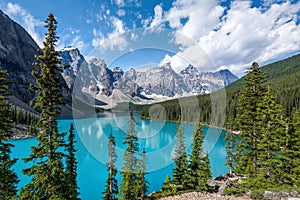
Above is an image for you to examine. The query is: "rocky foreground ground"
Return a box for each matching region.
[160,192,252,200]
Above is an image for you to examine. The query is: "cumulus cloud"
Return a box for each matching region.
[159,45,215,73]
[158,0,300,76]
[92,16,128,50]
[5,3,44,47]
[149,5,164,29]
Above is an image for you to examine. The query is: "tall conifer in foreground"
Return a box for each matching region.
[66,123,80,199]
[251,86,286,188]
[120,108,140,199]
[19,13,68,199]
[235,62,266,176]
[136,148,149,199]
[103,127,118,200]
[0,68,19,199]
[185,124,211,191]
[172,119,188,188]
[285,109,300,188]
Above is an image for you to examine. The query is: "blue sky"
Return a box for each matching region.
[0,0,299,76]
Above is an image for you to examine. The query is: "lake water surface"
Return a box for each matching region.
[10,116,228,199]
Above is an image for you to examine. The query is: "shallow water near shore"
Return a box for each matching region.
[10,116,228,199]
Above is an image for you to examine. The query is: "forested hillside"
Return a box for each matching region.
[140,54,300,127]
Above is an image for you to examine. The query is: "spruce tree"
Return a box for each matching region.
[19,13,68,199]
[161,174,176,196]
[103,128,118,200]
[224,117,239,175]
[136,148,149,199]
[120,108,140,199]
[235,62,266,176]
[285,109,300,188]
[253,86,286,188]
[66,123,80,199]
[0,68,19,199]
[185,123,211,191]
[172,119,188,189]
[204,152,212,182]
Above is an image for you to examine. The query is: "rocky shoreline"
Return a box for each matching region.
[10,124,34,140]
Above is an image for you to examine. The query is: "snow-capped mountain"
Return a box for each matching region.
[60,47,239,103]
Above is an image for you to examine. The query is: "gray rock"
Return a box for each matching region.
[0,10,71,108]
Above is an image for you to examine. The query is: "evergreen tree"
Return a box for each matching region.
[19,13,68,199]
[120,108,140,199]
[185,124,211,191]
[161,174,176,196]
[224,117,239,175]
[235,62,266,176]
[136,148,149,199]
[66,123,80,199]
[0,68,19,199]
[252,86,286,188]
[172,119,188,189]
[204,152,212,183]
[103,128,118,200]
[284,109,300,188]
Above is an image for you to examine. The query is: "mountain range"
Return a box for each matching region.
[0,8,299,117]
[0,10,71,113]
[60,47,238,107]
[0,9,259,113]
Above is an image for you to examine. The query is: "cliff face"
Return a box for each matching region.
[60,47,239,100]
[0,10,71,106]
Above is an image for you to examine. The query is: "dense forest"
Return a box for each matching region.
[140,54,300,128]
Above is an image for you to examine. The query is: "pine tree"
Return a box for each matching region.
[172,119,188,189]
[103,127,118,200]
[0,68,19,199]
[136,148,149,199]
[235,62,266,176]
[120,108,140,199]
[185,123,211,191]
[284,109,300,188]
[66,123,80,199]
[19,13,68,199]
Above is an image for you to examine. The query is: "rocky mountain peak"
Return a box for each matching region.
[89,58,107,68]
[59,45,239,103]
[180,64,199,75]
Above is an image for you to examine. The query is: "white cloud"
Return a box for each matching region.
[70,36,86,51]
[130,33,138,41]
[149,5,164,29]
[141,16,152,28]
[115,0,125,7]
[92,16,128,50]
[114,0,141,7]
[158,0,300,76]
[117,9,126,17]
[159,45,215,73]
[5,3,44,47]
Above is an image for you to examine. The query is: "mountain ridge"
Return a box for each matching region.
[0,10,71,112]
[60,47,239,107]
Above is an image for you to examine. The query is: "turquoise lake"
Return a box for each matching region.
[10,116,228,199]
